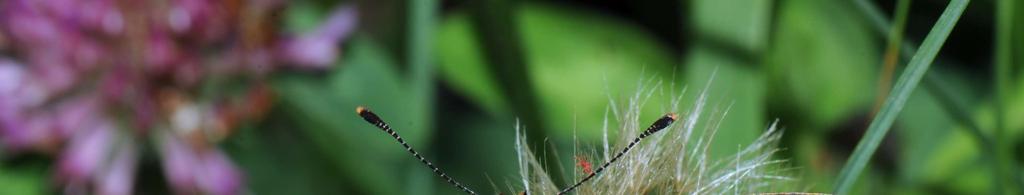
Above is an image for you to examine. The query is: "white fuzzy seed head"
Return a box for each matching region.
[513,80,797,195]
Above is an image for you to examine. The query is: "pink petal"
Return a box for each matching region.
[52,95,101,138]
[196,149,244,195]
[1,114,54,151]
[57,121,115,183]
[278,37,338,68]
[159,133,197,192]
[0,59,24,95]
[95,143,138,195]
[314,5,359,42]
[277,5,358,69]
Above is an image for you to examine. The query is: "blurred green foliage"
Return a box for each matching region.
[683,0,772,161]
[437,3,676,140]
[220,0,1024,193]
[768,0,879,130]
[271,38,433,194]
[2,0,1023,194]
[0,163,45,195]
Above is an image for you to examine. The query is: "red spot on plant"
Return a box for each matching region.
[575,155,593,175]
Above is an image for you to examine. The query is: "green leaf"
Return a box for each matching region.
[832,0,970,194]
[0,164,46,195]
[224,122,351,194]
[691,0,773,51]
[897,71,978,187]
[436,3,676,140]
[918,73,1024,194]
[767,0,878,130]
[682,55,766,160]
[683,0,772,160]
[272,37,430,194]
[283,0,330,33]
[435,16,509,115]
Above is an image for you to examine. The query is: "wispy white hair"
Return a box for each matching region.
[513,79,794,194]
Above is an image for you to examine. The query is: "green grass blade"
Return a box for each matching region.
[854,0,1012,192]
[408,0,438,133]
[995,0,1024,192]
[409,0,438,97]
[995,0,1013,132]
[872,0,911,114]
[408,0,440,192]
[469,0,561,185]
[832,0,970,194]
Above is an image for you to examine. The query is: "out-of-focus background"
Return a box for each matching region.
[0,0,1021,194]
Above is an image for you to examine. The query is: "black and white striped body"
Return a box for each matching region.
[357,107,478,195]
[558,113,678,195]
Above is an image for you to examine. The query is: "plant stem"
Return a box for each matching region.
[995,0,1020,193]
[469,0,561,185]
[407,0,438,126]
[833,0,969,194]
[409,0,437,101]
[408,0,440,193]
[871,0,912,116]
[854,0,1019,193]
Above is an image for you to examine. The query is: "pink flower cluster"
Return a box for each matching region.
[0,0,356,194]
